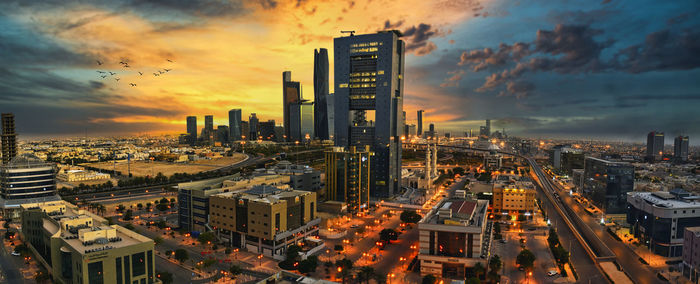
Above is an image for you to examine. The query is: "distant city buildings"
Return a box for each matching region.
[418,199,489,278]
[1,113,17,164]
[229,109,242,141]
[186,116,197,146]
[647,131,665,162]
[675,135,690,162]
[627,189,700,257]
[0,154,61,219]
[479,119,491,139]
[325,146,372,214]
[549,145,584,175]
[683,227,700,283]
[216,125,229,145]
[314,48,331,140]
[20,200,156,284]
[583,157,634,215]
[260,120,277,141]
[417,110,424,136]
[333,31,404,198]
[249,113,259,139]
[425,123,436,140]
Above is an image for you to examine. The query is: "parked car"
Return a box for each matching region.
[11,251,20,256]
[547,270,558,276]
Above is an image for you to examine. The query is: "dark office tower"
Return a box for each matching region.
[260,120,276,141]
[240,121,249,140]
[283,71,302,141]
[216,126,229,145]
[486,119,491,136]
[427,123,435,139]
[205,115,213,132]
[1,113,17,164]
[289,101,314,142]
[334,31,405,198]
[186,116,197,146]
[674,135,690,162]
[249,113,259,139]
[402,111,406,137]
[228,109,242,141]
[417,110,424,136]
[314,48,330,140]
[646,131,665,162]
[325,146,372,214]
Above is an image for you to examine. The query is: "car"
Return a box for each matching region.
[350,225,359,229]
[547,270,558,276]
[499,239,507,244]
[11,251,20,256]
[518,266,525,271]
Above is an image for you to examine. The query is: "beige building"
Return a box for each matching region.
[324,146,372,213]
[209,185,322,260]
[492,178,536,217]
[58,169,111,182]
[418,199,489,279]
[20,200,157,284]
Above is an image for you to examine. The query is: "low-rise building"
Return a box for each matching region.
[209,185,322,260]
[492,178,536,218]
[627,189,700,257]
[324,146,372,213]
[58,169,110,182]
[20,200,157,284]
[0,154,61,219]
[418,199,489,279]
[683,227,700,283]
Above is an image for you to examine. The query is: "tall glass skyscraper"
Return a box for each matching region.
[186,116,197,146]
[417,110,424,136]
[249,113,259,139]
[674,135,689,162]
[1,113,17,164]
[647,131,665,162]
[283,71,301,141]
[228,109,242,141]
[314,48,330,140]
[289,101,314,142]
[334,31,404,198]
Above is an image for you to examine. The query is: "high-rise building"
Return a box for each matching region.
[1,154,62,219]
[334,31,404,198]
[486,119,491,136]
[228,109,242,141]
[283,71,302,141]
[325,146,372,213]
[327,93,335,139]
[205,115,213,132]
[216,125,229,145]
[20,201,157,284]
[249,113,259,140]
[425,123,436,139]
[417,110,424,136]
[260,120,277,141]
[583,157,634,214]
[314,48,330,140]
[675,135,690,162]
[647,131,665,162]
[289,101,314,142]
[682,227,700,281]
[240,121,249,140]
[1,113,17,164]
[186,116,197,146]
[200,115,214,144]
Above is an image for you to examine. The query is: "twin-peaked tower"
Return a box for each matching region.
[334,31,405,198]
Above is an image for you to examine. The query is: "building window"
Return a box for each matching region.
[132,252,146,277]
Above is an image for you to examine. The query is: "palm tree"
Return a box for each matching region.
[473,262,485,280]
[373,272,387,284]
[357,266,374,284]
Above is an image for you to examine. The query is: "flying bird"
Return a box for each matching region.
[115,78,120,82]
[158,70,164,74]
[101,75,107,78]
[109,72,117,75]
[129,83,137,87]
[164,68,171,72]
[138,71,143,76]
[123,64,130,68]
[96,70,106,74]
[96,60,103,65]
[153,73,159,76]
[167,59,173,62]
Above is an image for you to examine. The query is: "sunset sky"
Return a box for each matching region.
[1,0,699,143]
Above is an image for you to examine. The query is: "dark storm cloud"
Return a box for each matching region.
[402,23,441,56]
[458,22,700,98]
[0,17,92,66]
[614,29,700,73]
[384,20,404,29]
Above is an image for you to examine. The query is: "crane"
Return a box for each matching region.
[341,30,356,36]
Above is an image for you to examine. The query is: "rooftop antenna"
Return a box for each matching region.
[341,30,356,36]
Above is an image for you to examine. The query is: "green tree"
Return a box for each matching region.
[379,229,398,242]
[116,204,126,212]
[156,271,174,284]
[153,237,163,245]
[422,274,437,284]
[298,255,319,274]
[548,228,560,247]
[358,266,375,284]
[229,264,242,277]
[489,255,502,272]
[466,277,481,284]
[174,249,189,263]
[197,232,216,244]
[286,245,302,262]
[516,249,536,270]
[123,209,133,221]
[474,262,485,279]
[400,210,422,224]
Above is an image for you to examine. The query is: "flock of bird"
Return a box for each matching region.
[95,58,175,87]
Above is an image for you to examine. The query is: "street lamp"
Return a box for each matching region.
[258,254,263,267]
[388,273,395,284]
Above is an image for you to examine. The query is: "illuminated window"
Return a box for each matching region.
[339,83,348,88]
[377,70,384,75]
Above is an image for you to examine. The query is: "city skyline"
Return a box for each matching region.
[1,0,699,144]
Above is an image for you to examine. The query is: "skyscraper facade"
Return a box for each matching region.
[314,48,330,140]
[283,71,302,141]
[249,113,259,139]
[289,101,314,142]
[417,110,424,136]
[228,109,242,141]
[186,116,197,146]
[325,146,372,213]
[260,120,277,141]
[201,115,214,144]
[1,113,17,164]
[583,157,634,214]
[675,135,690,162]
[647,131,665,162]
[334,31,404,198]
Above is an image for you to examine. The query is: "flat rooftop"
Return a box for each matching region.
[422,199,489,228]
[213,185,312,205]
[628,191,700,209]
